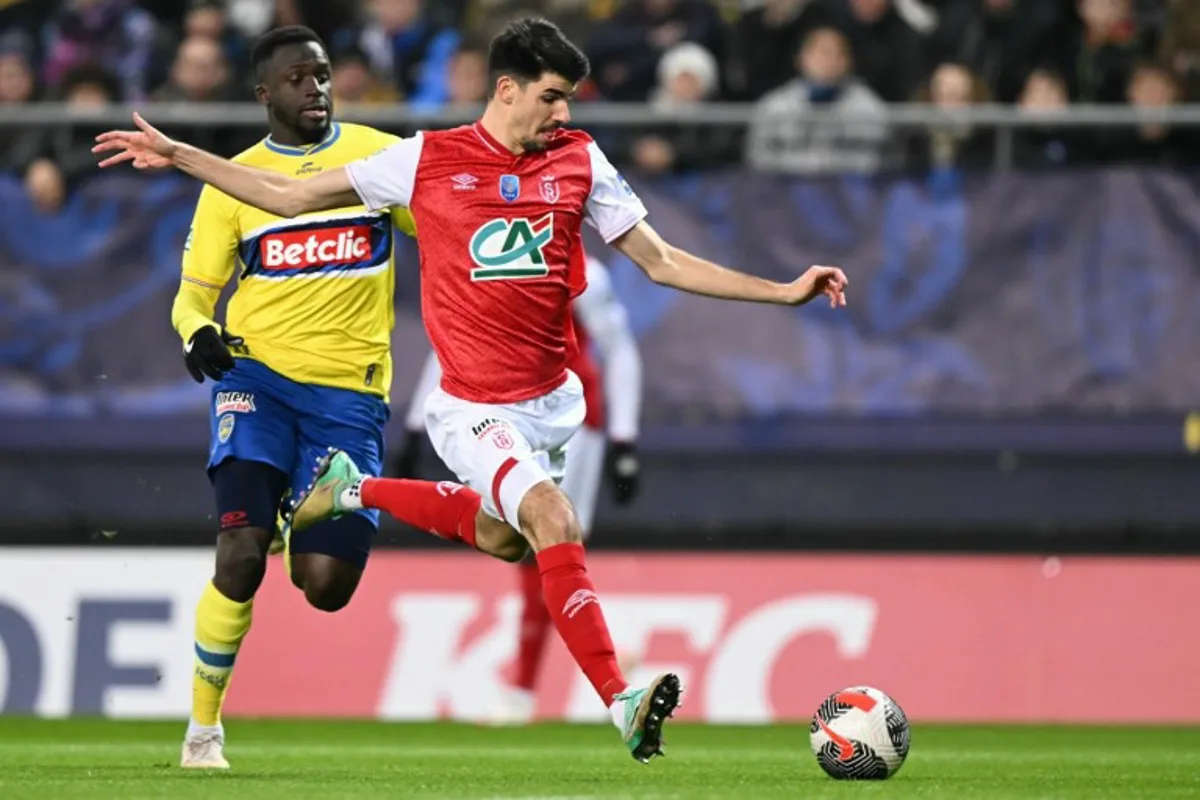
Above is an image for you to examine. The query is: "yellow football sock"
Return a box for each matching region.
[192,581,254,726]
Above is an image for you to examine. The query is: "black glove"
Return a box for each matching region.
[184,325,242,383]
[606,440,641,506]
[392,428,424,478]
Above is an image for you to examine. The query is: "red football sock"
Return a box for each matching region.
[512,560,552,692]
[536,542,627,706]
[360,478,479,548]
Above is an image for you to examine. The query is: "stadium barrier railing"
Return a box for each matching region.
[3,102,1200,169]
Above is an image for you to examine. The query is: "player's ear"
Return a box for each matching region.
[254,83,269,106]
[495,75,516,105]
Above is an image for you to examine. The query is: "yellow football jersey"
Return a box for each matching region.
[174,122,415,403]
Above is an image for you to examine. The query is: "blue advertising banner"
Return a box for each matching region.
[1,169,1197,453]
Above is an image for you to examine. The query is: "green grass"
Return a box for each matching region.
[1,719,1199,799]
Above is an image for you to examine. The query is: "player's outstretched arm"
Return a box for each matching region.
[93,113,361,217]
[611,220,848,308]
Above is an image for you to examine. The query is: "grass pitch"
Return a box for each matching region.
[1,719,1198,799]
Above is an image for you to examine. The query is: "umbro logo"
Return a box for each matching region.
[451,173,478,191]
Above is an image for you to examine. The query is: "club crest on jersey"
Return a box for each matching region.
[539,174,560,204]
[499,174,520,203]
[468,213,553,281]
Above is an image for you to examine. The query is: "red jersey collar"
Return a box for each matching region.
[471,121,511,156]
[471,121,562,159]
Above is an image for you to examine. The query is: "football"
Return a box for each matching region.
[809,686,910,780]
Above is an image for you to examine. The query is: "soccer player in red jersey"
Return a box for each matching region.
[94,17,847,762]
[397,252,644,725]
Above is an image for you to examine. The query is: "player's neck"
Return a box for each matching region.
[477,110,524,156]
[267,124,329,148]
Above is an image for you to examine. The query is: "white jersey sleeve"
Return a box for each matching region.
[583,141,648,244]
[404,349,444,432]
[574,256,642,441]
[345,131,425,212]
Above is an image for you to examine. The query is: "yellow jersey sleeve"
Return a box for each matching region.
[172,185,239,344]
[371,130,418,237]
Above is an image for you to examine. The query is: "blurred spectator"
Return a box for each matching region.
[278,0,363,48]
[1058,0,1145,103]
[465,0,597,43]
[182,0,253,90]
[152,35,238,103]
[904,61,994,172]
[1012,68,1081,169]
[331,45,401,107]
[42,0,164,101]
[1158,0,1200,101]
[0,1,57,71]
[1103,62,1196,166]
[335,0,461,106]
[8,65,118,214]
[830,0,931,102]
[727,0,832,100]
[0,39,38,171]
[587,0,726,101]
[613,41,742,173]
[444,43,489,106]
[746,26,887,175]
[930,0,1067,104]
[0,40,37,105]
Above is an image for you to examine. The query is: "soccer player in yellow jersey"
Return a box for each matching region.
[169,26,414,769]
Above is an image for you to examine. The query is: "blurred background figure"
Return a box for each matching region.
[41,0,163,101]
[829,0,931,103]
[330,44,401,107]
[336,0,461,106]
[746,25,887,175]
[9,64,117,214]
[1107,61,1195,165]
[904,61,994,172]
[1059,0,1145,103]
[614,41,741,174]
[153,35,236,103]
[1159,0,1200,101]
[727,0,831,101]
[586,0,725,101]
[1011,68,1079,169]
[929,0,1065,104]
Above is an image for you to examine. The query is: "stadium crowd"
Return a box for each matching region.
[1,0,1198,211]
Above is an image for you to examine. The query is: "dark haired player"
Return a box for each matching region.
[162,26,417,768]
[96,17,847,764]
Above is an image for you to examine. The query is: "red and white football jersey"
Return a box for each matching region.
[404,255,642,443]
[346,123,647,404]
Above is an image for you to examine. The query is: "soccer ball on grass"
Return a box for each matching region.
[809,686,910,780]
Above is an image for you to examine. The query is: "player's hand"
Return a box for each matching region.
[184,325,242,383]
[92,112,178,170]
[785,266,848,308]
[392,429,424,479]
[606,440,641,506]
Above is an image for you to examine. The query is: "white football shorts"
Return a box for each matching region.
[423,371,586,526]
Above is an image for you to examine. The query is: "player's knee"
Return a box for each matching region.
[212,528,271,602]
[304,582,354,613]
[518,483,583,551]
[474,513,530,562]
[292,555,362,612]
[492,534,531,563]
